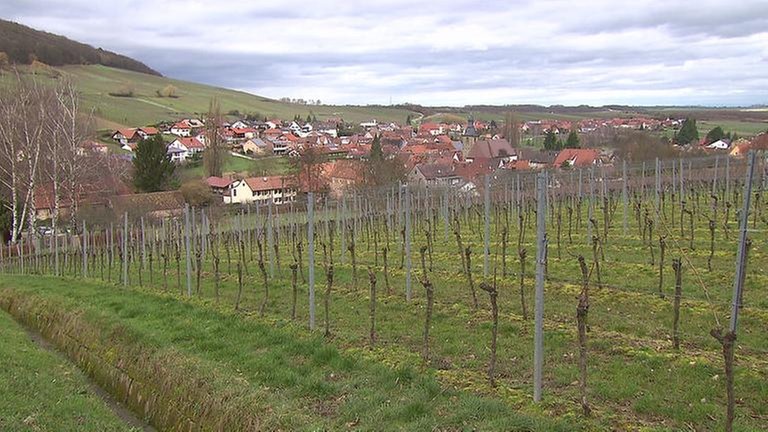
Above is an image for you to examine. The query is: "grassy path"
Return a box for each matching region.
[0,309,136,432]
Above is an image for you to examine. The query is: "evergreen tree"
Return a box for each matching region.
[543,130,558,150]
[306,114,312,124]
[132,134,174,192]
[676,118,699,145]
[705,126,725,143]
[565,130,580,148]
[370,134,383,162]
[406,114,412,125]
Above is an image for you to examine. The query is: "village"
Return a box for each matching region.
[31,112,767,226]
[89,117,750,209]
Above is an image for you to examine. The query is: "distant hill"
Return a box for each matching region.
[0,19,160,76]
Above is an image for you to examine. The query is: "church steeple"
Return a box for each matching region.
[462,115,479,156]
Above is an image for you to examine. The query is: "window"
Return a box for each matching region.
[233,189,237,197]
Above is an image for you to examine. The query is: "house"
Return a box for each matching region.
[79,140,109,155]
[167,137,206,163]
[706,139,730,150]
[33,173,132,221]
[242,138,272,156]
[170,120,192,137]
[409,163,462,187]
[225,176,297,205]
[230,120,249,130]
[112,127,159,145]
[419,122,443,136]
[553,148,601,168]
[205,176,232,196]
[360,119,378,128]
[730,134,768,158]
[325,160,365,198]
[270,137,294,155]
[231,127,257,140]
[465,138,516,167]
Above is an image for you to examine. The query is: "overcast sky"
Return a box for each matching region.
[3,0,768,106]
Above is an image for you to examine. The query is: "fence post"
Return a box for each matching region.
[405,185,412,301]
[308,192,316,330]
[622,159,628,235]
[122,212,128,286]
[82,220,88,278]
[533,171,547,402]
[184,204,192,297]
[730,151,756,330]
[484,174,491,279]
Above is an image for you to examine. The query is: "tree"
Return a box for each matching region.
[157,84,178,98]
[676,118,699,145]
[132,134,174,192]
[290,146,328,195]
[705,126,725,144]
[369,134,383,162]
[406,114,412,125]
[543,130,560,151]
[47,78,95,232]
[504,112,521,147]
[565,130,580,149]
[0,52,9,70]
[0,74,50,243]
[0,198,10,242]
[180,180,214,207]
[204,98,225,177]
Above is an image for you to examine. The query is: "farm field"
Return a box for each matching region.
[0,308,134,431]
[1,154,767,430]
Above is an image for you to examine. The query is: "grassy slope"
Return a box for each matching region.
[56,65,419,127]
[0,310,132,432]
[3,65,765,136]
[178,154,291,180]
[0,276,568,431]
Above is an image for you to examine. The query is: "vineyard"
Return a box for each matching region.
[1,152,767,431]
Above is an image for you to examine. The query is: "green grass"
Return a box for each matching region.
[21,180,764,431]
[0,276,569,431]
[0,65,420,127]
[178,153,291,179]
[698,120,768,137]
[0,309,133,431]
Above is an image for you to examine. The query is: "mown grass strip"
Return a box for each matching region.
[0,275,571,431]
[0,309,134,432]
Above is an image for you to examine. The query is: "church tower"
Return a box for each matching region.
[462,115,479,157]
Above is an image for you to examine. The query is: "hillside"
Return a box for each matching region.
[0,64,420,128]
[0,19,159,76]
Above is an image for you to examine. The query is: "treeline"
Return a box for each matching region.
[0,19,160,76]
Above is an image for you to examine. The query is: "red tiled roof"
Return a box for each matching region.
[176,137,205,150]
[206,176,232,189]
[244,176,292,192]
[553,148,600,167]
[467,139,515,160]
